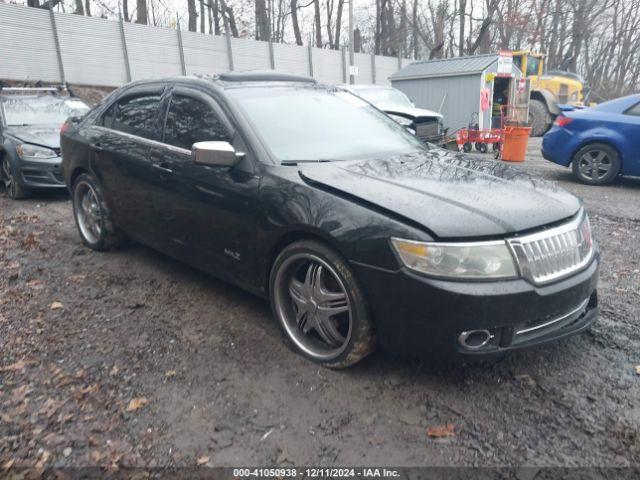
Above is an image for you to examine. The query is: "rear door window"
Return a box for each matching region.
[105,94,162,141]
[625,102,640,116]
[163,94,229,151]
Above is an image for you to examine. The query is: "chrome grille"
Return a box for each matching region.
[415,121,439,141]
[507,212,594,285]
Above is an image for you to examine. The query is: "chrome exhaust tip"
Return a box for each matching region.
[458,329,494,350]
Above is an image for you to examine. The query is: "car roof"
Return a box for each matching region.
[122,72,318,93]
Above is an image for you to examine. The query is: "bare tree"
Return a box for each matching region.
[291,0,303,45]
[136,0,147,24]
[187,0,197,31]
[256,0,270,40]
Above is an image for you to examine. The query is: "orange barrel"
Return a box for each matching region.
[501,126,532,162]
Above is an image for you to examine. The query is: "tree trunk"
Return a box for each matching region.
[313,0,322,47]
[122,0,129,21]
[459,0,466,56]
[200,0,205,33]
[255,0,270,41]
[212,0,220,35]
[85,0,91,16]
[136,0,147,24]
[290,0,303,45]
[187,0,197,31]
[333,0,344,49]
[74,0,84,15]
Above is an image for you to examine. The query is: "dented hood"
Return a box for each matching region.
[298,148,581,239]
[4,125,61,149]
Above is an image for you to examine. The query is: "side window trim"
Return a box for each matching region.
[98,85,166,131]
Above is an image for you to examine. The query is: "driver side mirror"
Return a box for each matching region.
[192,141,243,167]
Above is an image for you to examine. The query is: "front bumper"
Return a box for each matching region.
[17,157,66,188]
[352,253,599,359]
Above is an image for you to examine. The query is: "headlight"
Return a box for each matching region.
[388,113,414,128]
[16,144,58,160]
[390,238,518,280]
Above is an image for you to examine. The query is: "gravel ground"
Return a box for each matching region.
[1,138,639,470]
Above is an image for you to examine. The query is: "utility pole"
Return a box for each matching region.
[348,0,355,84]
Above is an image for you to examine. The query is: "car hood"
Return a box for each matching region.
[4,125,61,149]
[298,149,581,239]
[378,104,443,120]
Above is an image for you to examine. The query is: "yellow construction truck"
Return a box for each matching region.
[512,50,588,136]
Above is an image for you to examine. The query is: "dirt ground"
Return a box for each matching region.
[1,138,639,470]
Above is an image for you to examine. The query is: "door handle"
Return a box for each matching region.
[91,143,104,153]
[152,163,173,175]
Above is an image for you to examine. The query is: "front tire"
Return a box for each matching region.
[571,143,621,185]
[528,99,552,137]
[72,173,125,250]
[2,157,30,200]
[269,240,376,368]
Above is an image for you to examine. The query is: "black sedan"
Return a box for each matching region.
[1,87,89,199]
[60,72,599,368]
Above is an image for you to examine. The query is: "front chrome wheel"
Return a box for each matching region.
[2,158,19,199]
[273,253,353,361]
[74,180,103,244]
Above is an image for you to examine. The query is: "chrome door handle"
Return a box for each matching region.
[152,163,173,174]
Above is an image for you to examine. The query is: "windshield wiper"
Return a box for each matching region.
[281,159,335,166]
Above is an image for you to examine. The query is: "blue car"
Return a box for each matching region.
[542,93,640,185]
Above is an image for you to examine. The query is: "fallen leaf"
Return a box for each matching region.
[35,450,50,469]
[110,365,119,376]
[196,456,210,466]
[38,398,63,419]
[635,365,640,375]
[126,397,149,412]
[50,302,64,310]
[165,370,177,378]
[69,274,87,282]
[0,359,29,372]
[427,423,455,438]
[26,279,43,287]
[2,459,14,471]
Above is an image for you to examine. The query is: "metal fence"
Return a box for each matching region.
[0,2,411,88]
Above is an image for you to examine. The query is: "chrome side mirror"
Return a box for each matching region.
[192,141,242,167]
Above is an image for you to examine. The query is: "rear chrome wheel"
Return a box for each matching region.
[74,180,102,244]
[572,143,620,185]
[72,173,125,250]
[270,241,375,368]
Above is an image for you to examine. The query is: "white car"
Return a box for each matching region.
[339,84,445,144]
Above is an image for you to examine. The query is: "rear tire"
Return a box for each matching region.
[72,173,125,250]
[463,142,472,153]
[529,99,552,137]
[269,240,376,368]
[571,143,621,185]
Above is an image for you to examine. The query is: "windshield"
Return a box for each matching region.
[1,96,90,126]
[354,87,414,108]
[526,56,541,76]
[229,87,424,163]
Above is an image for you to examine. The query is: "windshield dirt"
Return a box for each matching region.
[229,87,424,163]
[1,96,89,126]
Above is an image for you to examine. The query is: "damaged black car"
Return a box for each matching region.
[60,72,599,368]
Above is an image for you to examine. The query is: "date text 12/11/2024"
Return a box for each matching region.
[233,468,401,478]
